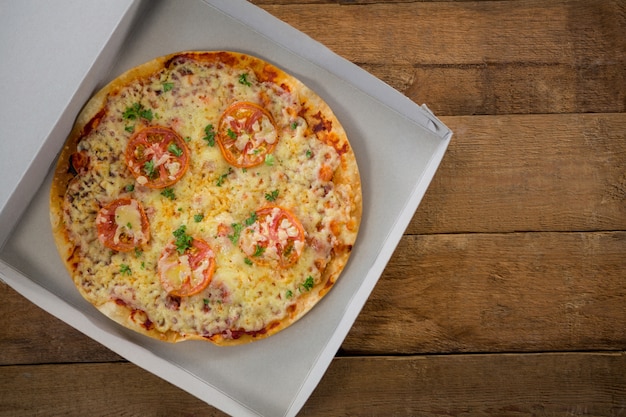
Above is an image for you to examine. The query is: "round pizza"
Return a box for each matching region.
[49,51,362,346]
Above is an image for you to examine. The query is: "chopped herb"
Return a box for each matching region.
[125,184,135,192]
[203,298,210,306]
[286,290,293,299]
[173,225,193,254]
[120,264,132,275]
[194,213,204,223]
[168,143,183,157]
[253,244,265,257]
[227,128,237,139]
[125,125,135,133]
[290,121,298,130]
[144,160,156,178]
[305,149,313,159]
[244,257,253,266]
[134,248,143,257]
[265,189,279,202]
[264,154,275,166]
[228,223,243,244]
[300,276,315,292]
[244,212,257,226]
[162,82,174,92]
[203,124,216,146]
[140,261,146,270]
[126,222,133,229]
[161,188,176,200]
[123,102,153,121]
[216,167,233,187]
[238,73,252,86]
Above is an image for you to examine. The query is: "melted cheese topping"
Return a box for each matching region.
[62,57,358,340]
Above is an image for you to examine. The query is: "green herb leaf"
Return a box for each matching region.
[253,244,265,257]
[125,184,135,192]
[120,264,132,276]
[264,154,275,166]
[168,143,183,157]
[162,82,174,92]
[290,121,298,130]
[227,128,237,139]
[125,125,135,133]
[161,188,176,200]
[203,124,216,146]
[194,213,204,223]
[238,73,252,86]
[123,102,153,121]
[144,160,156,177]
[228,223,243,244]
[265,189,279,202]
[173,225,193,254]
[300,276,315,292]
[286,290,293,299]
[244,257,253,266]
[244,212,257,226]
[216,167,233,187]
[305,149,313,159]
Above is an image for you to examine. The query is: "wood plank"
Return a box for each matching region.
[0,281,121,365]
[342,231,626,354]
[1,353,624,416]
[2,231,624,362]
[409,113,626,234]
[253,1,626,115]
[258,1,626,66]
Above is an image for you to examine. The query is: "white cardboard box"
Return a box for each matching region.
[0,1,452,416]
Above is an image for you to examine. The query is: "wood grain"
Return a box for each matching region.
[410,113,626,234]
[1,353,624,416]
[254,1,626,116]
[342,231,626,354]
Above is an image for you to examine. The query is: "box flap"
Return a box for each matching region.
[0,0,142,247]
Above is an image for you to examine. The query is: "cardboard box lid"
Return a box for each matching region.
[0,0,140,247]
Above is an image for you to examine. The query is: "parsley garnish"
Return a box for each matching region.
[227,128,237,139]
[265,189,279,202]
[244,257,253,266]
[238,73,252,86]
[125,125,135,133]
[120,264,132,276]
[125,184,135,192]
[173,225,193,254]
[290,121,298,130]
[123,102,153,121]
[203,124,216,146]
[253,244,265,257]
[264,154,275,166]
[245,212,257,226]
[162,82,174,92]
[216,167,233,187]
[144,160,156,178]
[286,290,293,299]
[161,188,175,200]
[168,143,183,157]
[194,213,204,223]
[228,223,243,244]
[299,276,315,292]
[305,149,313,159]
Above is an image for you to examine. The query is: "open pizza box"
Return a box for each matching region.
[0,1,452,416]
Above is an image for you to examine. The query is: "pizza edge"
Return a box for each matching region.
[50,51,362,346]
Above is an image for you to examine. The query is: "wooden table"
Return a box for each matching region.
[1,0,625,415]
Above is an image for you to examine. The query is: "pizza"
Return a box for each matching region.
[49,51,362,346]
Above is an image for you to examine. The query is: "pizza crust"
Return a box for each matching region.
[50,51,362,346]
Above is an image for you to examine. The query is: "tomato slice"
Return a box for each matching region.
[217,102,278,168]
[158,237,216,297]
[239,206,306,268]
[125,126,190,189]
[96,198,150,252]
